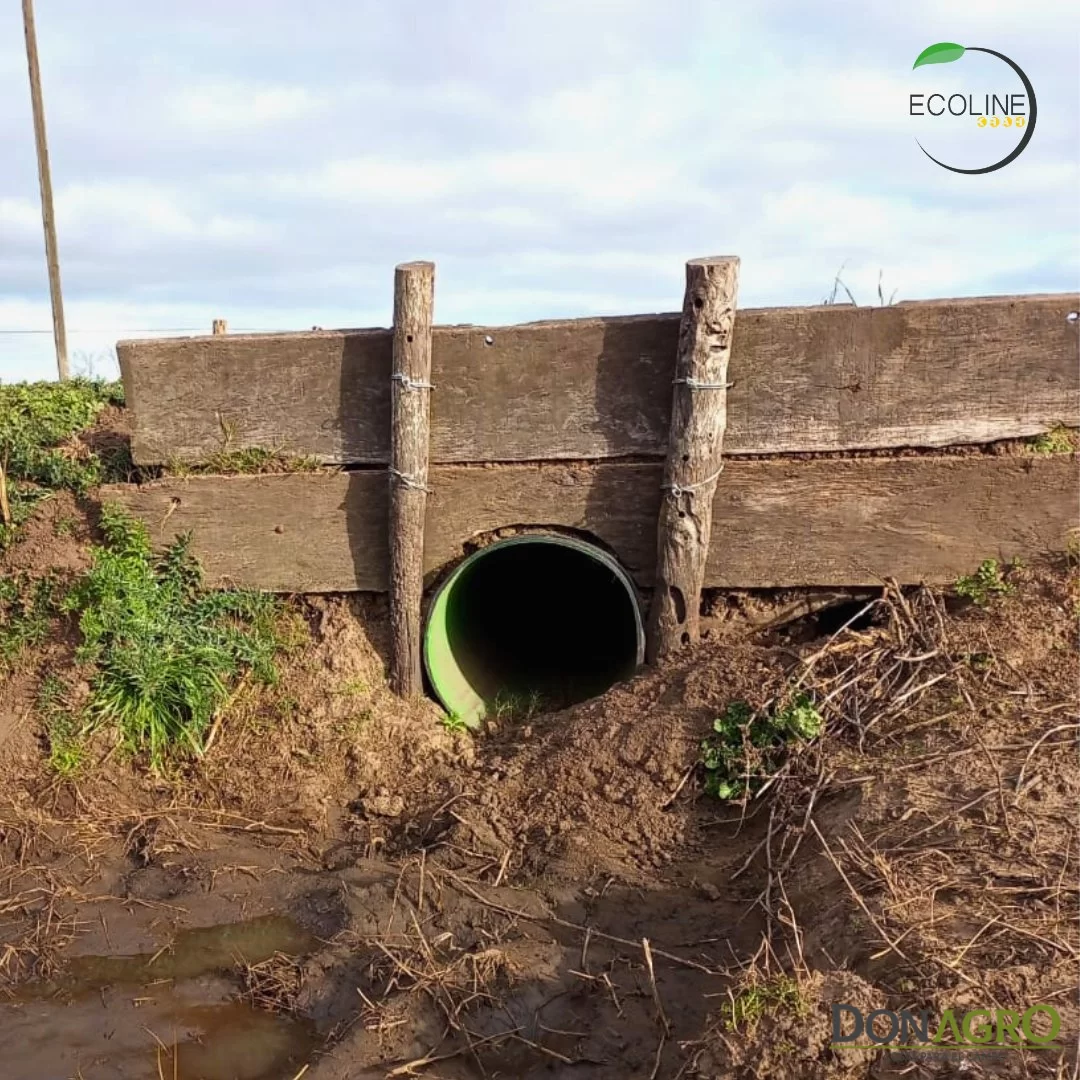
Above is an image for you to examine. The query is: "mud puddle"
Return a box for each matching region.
[2,915,318,1080]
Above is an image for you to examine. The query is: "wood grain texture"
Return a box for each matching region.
[117,294,1080,465]
[389,261,435,696]
[102,455,1078,593]
[649,257,739,660]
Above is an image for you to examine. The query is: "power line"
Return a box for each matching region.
[0,327,282,334]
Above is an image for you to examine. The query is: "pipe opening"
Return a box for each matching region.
[424,535,645,728]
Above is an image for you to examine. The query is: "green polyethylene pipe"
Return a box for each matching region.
[423,534,645,729]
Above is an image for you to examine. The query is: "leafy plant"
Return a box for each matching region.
[0,379,124,547]
[701,694,823,800]
[1027,425,1075,455]
[62,504,293,771]
[440,711,470,734]
[955,559,1012,605]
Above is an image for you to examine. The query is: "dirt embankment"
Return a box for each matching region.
[0,433,1077,1078]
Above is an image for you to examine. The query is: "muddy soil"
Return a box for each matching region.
[1,488,1077,1079]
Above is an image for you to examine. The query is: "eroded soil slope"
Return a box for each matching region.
[0,479,1077,1078]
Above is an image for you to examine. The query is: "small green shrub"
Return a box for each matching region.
[955,559,1012,605]
[61,504,292,771]
[701,693,823,800]
[0,378,124,547]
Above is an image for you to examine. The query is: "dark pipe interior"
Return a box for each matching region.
[443,542,641,714]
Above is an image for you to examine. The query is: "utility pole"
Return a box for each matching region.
[22,0,68,380]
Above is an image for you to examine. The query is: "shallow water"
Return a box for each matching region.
[1,915,318,1080]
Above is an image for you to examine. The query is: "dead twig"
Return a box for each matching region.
[442,870,718,975]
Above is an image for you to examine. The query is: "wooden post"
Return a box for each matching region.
[21,0,68,381]
[212,319,228,335]
[647,256,740,663]
[389,261,435,696]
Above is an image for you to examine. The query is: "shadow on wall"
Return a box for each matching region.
[580,316,679,592]
[339,328,394,609]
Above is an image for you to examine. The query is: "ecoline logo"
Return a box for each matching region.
[909,43,1037,173]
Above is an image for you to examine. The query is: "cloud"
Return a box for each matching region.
[169,82,326,131]
[0,0,1076,383]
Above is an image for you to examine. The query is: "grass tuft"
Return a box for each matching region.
[488,688,545,724]
[0,573,57,670]
[167,447,323,476]
[38,674,85,777]
[721,974,806,1033]
[61,504,296,771]
[701,693,823,800]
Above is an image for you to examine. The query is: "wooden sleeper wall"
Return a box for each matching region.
[107,291,1080,593]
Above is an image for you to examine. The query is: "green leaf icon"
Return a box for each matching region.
[913,42,965,69]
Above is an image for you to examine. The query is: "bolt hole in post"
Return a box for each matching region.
[423,535,644,729]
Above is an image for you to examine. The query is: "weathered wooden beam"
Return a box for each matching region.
[648,257,739,662]
[102,455,1078,593]
[116,294,1080,465]
[389,261,435,697]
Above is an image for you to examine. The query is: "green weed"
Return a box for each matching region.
[38,674,85,777]
[701,693,823,800]
[440,711,470,734]
[721,975,806,1032]
[0,378,124,547]
[61,504,294,771]
[0,574,57,669]
[1026,425,1076,455]
[955,559,1012,605]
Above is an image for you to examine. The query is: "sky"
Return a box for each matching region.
[1,0,1077,383]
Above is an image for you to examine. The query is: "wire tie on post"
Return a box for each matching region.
[673,376,732,391]
[389,468,432,493]
[391,373,435,391]
[661,464,725,499]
